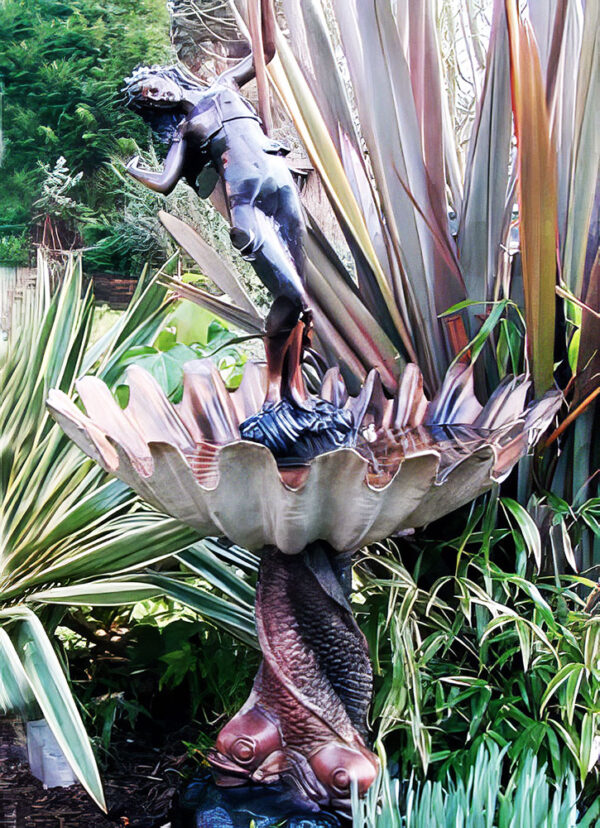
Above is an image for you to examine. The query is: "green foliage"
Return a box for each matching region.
[356,494,600,789]
[351,742,600,827]
[60,591,259,759]
[33,534,258,756]
[81,151,178,274]
[188,318,249,389]
[0,254,199,808]
[147,611,258,715]
[0,4,596,821]
[116,332,198,404]
[33,155,92,224]
[115,315,248,405]
[84,692,149,758]
[0,253,259,803]
[0,0,171,258]
[0,232,30,265]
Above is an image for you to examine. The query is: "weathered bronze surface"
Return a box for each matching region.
[179,771,342,826]
[203,303,378,813]
[239,298,356,464]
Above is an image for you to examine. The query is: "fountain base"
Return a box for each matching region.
[207,545,378,815]
[177,772,342,827]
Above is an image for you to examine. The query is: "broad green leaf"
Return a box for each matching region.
[498,574,555,628]
[119,342,197,401]
[514,619,531,671]
[553,720,581,767]
[584,620,600,674]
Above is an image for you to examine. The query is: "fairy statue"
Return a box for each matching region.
[122,3,305,308]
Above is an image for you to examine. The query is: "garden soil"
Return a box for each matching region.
[0,726,195,828]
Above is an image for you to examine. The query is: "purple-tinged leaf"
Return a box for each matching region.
[458,0,512,317]
[561,0,600,296]
[158,211,261,318]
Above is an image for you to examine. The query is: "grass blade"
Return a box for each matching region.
[501,497,542,570]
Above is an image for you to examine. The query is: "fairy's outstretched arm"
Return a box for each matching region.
[125,133,187,195]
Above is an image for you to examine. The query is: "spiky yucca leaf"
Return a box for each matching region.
[0,608,106,810]
[0,254,201,809]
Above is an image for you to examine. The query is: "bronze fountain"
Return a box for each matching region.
[48,5,561,819]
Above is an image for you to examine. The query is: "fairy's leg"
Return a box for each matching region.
[229,200,305,306]
[273,181,306,276]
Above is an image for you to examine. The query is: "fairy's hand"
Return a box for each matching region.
[125,155,141,175]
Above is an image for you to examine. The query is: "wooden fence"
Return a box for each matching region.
[1,256,139,336]
[0,264,37,335]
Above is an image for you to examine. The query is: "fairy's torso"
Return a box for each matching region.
[180,85,288,180]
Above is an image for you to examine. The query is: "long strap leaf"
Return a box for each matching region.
[0,608,106,811]
[506,0,558,395]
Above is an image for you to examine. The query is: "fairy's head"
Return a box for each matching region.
[123,64,205,141]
